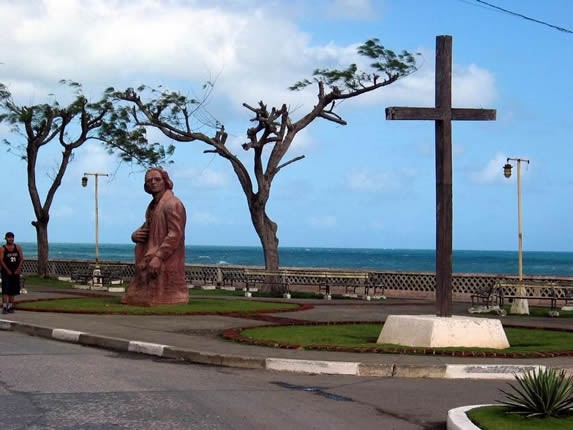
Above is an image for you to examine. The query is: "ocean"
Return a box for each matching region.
[18,242,573,276]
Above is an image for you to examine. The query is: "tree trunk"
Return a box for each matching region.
[251,207,282,293]
[33,220,49,277]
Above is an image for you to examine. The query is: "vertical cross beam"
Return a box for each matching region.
[435,36,453,318]
[386,35,496,317]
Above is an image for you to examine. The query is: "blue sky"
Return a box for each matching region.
[0,0,572,252]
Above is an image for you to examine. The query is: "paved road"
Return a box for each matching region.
[1,331,509,429]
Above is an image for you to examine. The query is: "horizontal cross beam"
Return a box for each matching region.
[386,107,496,121]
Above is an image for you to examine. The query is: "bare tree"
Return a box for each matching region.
[0,81,173,276]
[116,39,418,288]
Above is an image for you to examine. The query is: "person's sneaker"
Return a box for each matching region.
[2,308,8,314]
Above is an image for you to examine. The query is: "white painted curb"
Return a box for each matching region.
[447,404,494,430]
[266,358,360,375]
[0,319,13,330]
[444,364,545,380]
[1,319,570,381]
[52,328,84,342]
[128,341,167,356]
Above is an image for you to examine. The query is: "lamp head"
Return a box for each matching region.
[503,163,512,179]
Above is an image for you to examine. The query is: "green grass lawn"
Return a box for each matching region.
[523,307,573,318]
[239,323,573,353]
[467,405,573,429]
[17,296,300,314]
[24,275,76,288]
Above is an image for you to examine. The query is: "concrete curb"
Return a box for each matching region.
[447,404,493,430]
[0,319,564,380]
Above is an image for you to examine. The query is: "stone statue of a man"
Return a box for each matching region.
[121,168,188,306]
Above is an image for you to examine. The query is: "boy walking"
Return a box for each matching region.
[0,232,24,314]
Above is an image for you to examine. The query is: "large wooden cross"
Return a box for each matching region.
[386,35,496,317]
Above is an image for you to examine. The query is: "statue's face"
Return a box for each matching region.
[145,171,166,195]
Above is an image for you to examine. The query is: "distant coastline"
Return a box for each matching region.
[18,242,573,276]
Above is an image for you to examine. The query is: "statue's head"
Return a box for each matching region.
[144,167,173,194]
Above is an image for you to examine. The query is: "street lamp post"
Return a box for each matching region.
[503,157,530,315]
[82,172,109,268]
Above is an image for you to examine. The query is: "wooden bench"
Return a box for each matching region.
[317,272,369,296]
[564,288,573,305]
[243,269,374,297]
[470,283,502,308]
[244,270,288,292]
[70,269,93,285]
[186,267,218,286]
[71,265,125,286]
[221,270,247,287]
[498,281,561,311]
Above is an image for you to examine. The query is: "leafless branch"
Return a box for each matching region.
[276,155,305,172]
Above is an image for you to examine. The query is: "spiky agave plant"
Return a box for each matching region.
[498,367,573,418]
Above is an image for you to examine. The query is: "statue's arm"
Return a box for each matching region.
[154,199,186,262]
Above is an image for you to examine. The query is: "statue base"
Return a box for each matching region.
[120,280,189,307]
[377,315,509,349]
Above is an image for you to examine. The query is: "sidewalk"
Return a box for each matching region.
[1,285,572,379]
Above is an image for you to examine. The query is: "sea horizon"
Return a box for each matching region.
[17,242,573,276]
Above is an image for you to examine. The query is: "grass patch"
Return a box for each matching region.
[527,307,573,318]
[239,323,573,353]
[24,275,75,289]
[17,296,300,314]
[468,405,573,429]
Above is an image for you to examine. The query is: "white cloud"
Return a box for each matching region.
[174,167,229,188]
[469,152,508,184]
[327,0,376,20]
[350,53,497,109]
[71,142,117,178]
[453,64,496,107]
[346,168,402,193]
[0,0,497,130]
[308,215,337,228]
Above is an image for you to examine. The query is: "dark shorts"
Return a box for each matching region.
[1,273,21,296]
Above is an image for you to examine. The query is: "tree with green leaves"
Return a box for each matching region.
[116,39,418,288]
[0,81,174,277]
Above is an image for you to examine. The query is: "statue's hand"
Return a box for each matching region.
[132,227,150,243]
[148,255,162,278]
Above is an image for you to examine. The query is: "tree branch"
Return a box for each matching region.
[275,155,305,172]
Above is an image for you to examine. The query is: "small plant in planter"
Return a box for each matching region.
[498,367,573,418]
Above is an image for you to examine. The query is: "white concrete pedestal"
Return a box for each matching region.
[377,315,510,349]
[510,298,530,315]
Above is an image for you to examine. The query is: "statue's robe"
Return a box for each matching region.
[121,190,188,306]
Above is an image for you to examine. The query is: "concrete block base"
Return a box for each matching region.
[377,315,510,349]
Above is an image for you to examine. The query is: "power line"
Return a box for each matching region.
[464,0,573,34]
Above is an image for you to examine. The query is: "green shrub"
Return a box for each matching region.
[498,368,573,418]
